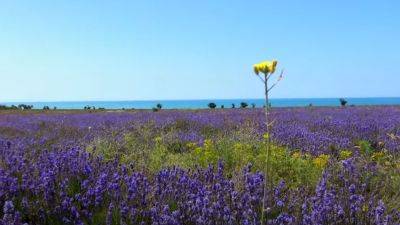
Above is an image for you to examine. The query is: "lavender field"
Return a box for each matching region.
[1,107,400,224]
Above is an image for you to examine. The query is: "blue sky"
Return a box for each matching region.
[0,0,399,101]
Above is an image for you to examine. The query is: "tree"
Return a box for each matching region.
[240,102,248,108]
[156,103,162,110]
[18,104,33,110]
[43,106,50,110]
[220,105,224,109]
[207,102,217,109]
[231,103,235,108]
[253,59,284,223]
[0,105,18,110]
[251,103,256,108]
[339,98,348,107]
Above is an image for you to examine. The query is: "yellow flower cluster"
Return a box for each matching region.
[154,136,162,143]
[186,142,197,150]
[313,154,330,168]
[339,150,352,160]
[204,139,213,149]
[371,151,385,161]
[292,152,301,158]
[253,60,278,75]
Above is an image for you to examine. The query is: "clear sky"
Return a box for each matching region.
[1,0,399,101]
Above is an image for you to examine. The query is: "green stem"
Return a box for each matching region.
[261,72,270,224]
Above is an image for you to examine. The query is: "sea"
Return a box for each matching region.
[2,97,400,110]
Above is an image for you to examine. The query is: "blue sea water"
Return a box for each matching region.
[2,97,400,110]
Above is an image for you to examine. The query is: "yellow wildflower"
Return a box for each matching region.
[253,60,278,75]
[313,154,330,168]
[234,143,243,149]
[194,147,202,155]
[186,142,197,150]
[339,150,352,160]
[292,152,301,158]
[204,139,213,149]
[371,152,385,161]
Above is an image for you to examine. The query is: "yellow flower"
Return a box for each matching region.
[263,133,270,140]
[313,154,330,168]
[371,152,385,161]
[194,147,202,155]
[186,142,197,150]
[253,60,278,75]
[292,152,301,158]
[204,139,213,149]
[253,65,260,75]
[339,150,352,160]
[234,143,243,149]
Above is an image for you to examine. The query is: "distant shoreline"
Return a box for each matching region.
[1,105,400,115]
[1,97,400,110]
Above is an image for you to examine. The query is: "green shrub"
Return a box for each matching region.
[240,102,248,108]
[339,98,348,106]
[358,140,374,156]
[88,131,324,188]
[207,102,217,109]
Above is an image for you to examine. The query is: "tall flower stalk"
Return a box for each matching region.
[253,60,283,223]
